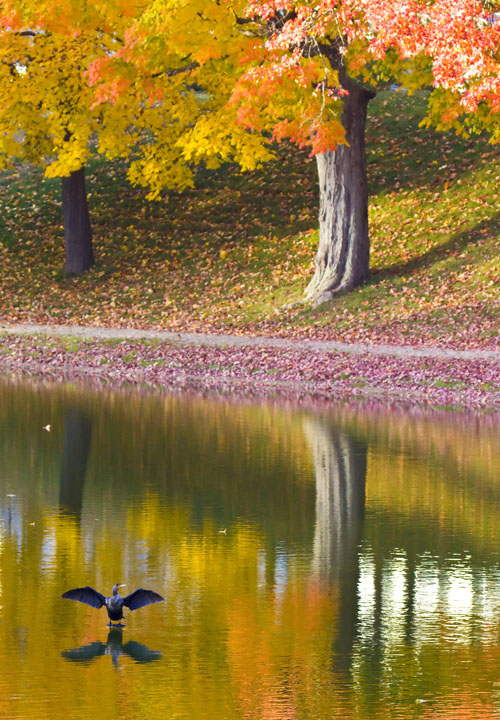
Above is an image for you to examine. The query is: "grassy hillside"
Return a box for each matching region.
[0,90,498,348]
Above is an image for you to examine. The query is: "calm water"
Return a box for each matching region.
[0,378,499,719]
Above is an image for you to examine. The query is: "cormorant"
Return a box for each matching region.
[62,583,164,625]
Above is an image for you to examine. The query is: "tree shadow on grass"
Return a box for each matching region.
[369,213,499,283]
[366,90,500,196]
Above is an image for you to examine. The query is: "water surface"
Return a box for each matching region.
[0,379,499,719]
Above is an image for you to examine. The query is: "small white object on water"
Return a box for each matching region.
[6,494,16,498]
[43,425,51,432]
[218,529,227,534]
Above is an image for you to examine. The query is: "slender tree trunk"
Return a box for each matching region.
[305,75,376,306]
[61,166,94,274]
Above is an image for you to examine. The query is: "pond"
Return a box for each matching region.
[0,378,499,719]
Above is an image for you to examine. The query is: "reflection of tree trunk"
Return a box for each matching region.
[59,409,92,516]
[304,417,367,673]
[305,419,366,575]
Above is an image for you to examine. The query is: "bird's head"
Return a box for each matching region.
[112,583,126,596]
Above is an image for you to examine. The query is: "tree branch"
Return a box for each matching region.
[152,61,199,79]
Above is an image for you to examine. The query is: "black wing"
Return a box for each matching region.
[62,586,106,609]
[122,588,164,611]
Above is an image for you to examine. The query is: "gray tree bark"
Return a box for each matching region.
[62,166,94,274]
[305,74,376,306]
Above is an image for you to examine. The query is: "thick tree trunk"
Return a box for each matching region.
[305,76,375,306]
[62,166,94,274]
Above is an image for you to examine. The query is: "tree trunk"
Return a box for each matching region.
[305,76,375,306]
[62,166,94,274]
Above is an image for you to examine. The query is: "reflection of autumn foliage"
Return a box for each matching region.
[0,380,500,719]
[421,689,500,719]
[228,598,298,720]
[332,404,498,483]
[0,381,315,542]
[314,405,500,553]
[227,580,338,720]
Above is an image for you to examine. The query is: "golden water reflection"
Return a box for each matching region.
[0,379,499,719]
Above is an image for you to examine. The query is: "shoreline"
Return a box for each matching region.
[0,323,499,416]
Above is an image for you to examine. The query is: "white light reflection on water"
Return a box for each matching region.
[444,561,474,643]
[356,549,500,653]
[358,553,376,642]
[273,545,289,605]
[40,523,57,574]
[381,551,408,644]
[257,548,266,589]
[413,553,440,645]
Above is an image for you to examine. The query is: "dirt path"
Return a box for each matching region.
[1,322,499,362]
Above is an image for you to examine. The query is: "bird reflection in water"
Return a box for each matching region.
[62,626,162,667]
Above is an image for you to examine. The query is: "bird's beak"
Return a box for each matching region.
[119,583,126,588]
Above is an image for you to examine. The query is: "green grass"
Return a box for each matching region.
[0,89,498,348]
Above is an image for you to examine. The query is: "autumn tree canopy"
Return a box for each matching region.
[0,0,273,273]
